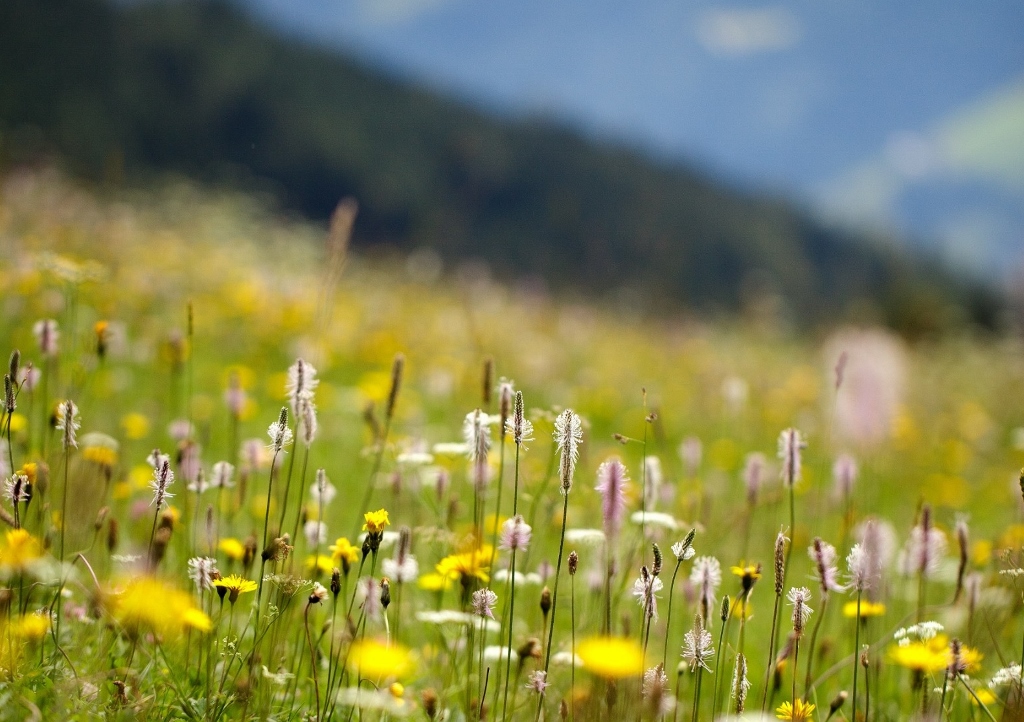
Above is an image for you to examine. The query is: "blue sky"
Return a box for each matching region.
[245,0,1024,275]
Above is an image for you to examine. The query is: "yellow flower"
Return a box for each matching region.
[6,414,27,434]
[418,573,452,592]
[113,577,210,636]
[363,509,391,534]
[16,463,37,485]
[219,538,246,562]
[347,639,412,679]
[436,545,493,585]
[214,574,258,603]
[389,682,404,699]
[13,613,50,641]
[1,529,41,572]
[776,699,816,721]
[331,537,360,568]
[972,688,996,706]
[83,445,118,468]
[576,636,645,679]
[181,607,213,632]
[121,413,151,440]
[888,634,968,674]
[842,600,886,618]
[81,433,119,469]
[306,554,333,575]
[730,562,762,594]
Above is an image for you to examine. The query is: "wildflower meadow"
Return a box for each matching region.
[1,169,1024,721]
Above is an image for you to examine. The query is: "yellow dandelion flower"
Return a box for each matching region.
[576,636,645,679]
[7,414,27,434]
[363,509,391,534]
[776,699,816,721]
[418,573,452,592]
[306,554,333,575]
[83,445,118,468]
[121,413,150,440]
[13,613,50,641]
[436,546,492,584]
[214,574,258,603]
[113,577,208,636]
[219,538,246,562]
[130,465,152,490]
[1,529,41,572]
[389,682,404,699]
[347,639,412,679]
[972,688,996,706]
[181,607,213,632]
[842,600,886,618]
[330,537,360,567]
[888,640,948,674]
[730,561,762,595]
[15,463,37,485]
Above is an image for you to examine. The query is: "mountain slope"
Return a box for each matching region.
[0,0,1001,332]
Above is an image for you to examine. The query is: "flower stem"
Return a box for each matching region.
[537,489,570,720]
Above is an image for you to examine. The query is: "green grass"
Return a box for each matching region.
[0,168,1021,720]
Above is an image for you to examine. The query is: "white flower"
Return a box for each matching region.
[632,570,664,621]
[992,664,1023,687]
[304,521,328,547]
[211,461,235,489]
[554,409,583,492]
[777,428,805,487]
[631,511,678,530]
[311,469,336,505]
[565,528,606,546]
[682,617,714,672]
[690,556,722,620]
[56,400,80,449]
[267,417,293,453]
[672,532,697,561]
[285,359,318,414]
[187,557,219,592]
[382,555,420,584]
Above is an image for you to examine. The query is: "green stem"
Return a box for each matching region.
[663,559,682,669]
[537,489,570,720]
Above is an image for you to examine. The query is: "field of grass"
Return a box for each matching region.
[0,167,1023,720]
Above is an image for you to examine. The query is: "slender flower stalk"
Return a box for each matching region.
[690,556,722,628]
[55,399,79,656]
[732,653,750,715]
[596,456,628,633]
[787,587,813,712]
[762,530,787,712]
[256,407,290,632]
[538,408,582,718]
[663,530,696,668]
[778,428,804,581]
[682,614,713,721]
[805,538,843,695]
[501,391,532,722]
[846,541,875,722]
[711,595,731,718]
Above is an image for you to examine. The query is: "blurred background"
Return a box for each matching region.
[1,0,1022,335]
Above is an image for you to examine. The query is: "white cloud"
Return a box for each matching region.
[697,7,801,56]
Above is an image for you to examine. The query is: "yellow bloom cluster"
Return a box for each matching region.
[112,577,212,635]
[362,509,391,534]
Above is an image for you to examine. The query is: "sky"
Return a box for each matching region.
[244,0,1024,276]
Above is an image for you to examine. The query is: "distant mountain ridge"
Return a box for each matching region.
[0,0,1002,333]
